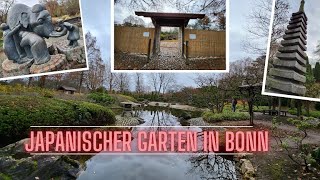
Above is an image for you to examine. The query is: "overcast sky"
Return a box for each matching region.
[16,0,269,88]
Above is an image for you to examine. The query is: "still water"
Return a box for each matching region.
[78,108,237,180]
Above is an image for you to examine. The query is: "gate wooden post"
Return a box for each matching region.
[147,38,151,61]
[185,41,189,65]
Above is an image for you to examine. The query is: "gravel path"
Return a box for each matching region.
[114,41,226,70]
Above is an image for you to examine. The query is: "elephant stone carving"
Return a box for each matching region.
[3,3,70,65]
[1,2,84,78]
[0,23,21,63]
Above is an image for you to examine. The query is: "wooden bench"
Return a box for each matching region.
[262,110,287,116]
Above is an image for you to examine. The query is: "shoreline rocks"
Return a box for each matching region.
[0,138,83,180]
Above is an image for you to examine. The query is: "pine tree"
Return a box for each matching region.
[313,62,320,82]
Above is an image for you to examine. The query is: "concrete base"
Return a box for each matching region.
[2,59,34,77]
[30,54,67,74]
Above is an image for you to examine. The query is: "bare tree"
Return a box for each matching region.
[115,73,130,93]
[243,0,290,57]
[0,0,15,23]
[104,63,117,93]
[135,73,144,94]
[115,0,226,30]
[123,15,145,27]
[150,73,176,95]
[84,32,105,91]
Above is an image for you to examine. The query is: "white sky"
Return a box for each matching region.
[16,0,38,6]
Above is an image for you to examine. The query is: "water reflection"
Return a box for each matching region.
[78,108,237,180]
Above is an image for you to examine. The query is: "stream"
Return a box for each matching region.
[78,108,237,180]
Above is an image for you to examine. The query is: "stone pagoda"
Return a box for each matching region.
[267,0,307,96]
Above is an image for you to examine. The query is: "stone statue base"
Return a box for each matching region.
[2,59,34,77]
[1,40,86,77]
[30,54,67,74]
[56,41,86,64]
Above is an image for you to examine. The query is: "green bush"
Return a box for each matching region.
[315,102,320,111]
[289,108,320,118]
[0,96,116,144]
[137,98,144,102]
[87,92,115,106]
[312,147,320,164]
[202,111,250,122]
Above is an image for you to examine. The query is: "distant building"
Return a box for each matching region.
[57,86,77,94]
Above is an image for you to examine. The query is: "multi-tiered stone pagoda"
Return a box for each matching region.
[267,0,307,96]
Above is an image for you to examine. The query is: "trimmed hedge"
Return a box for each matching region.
[87,92,115,106]
[0,95,116,142]
[288,108,320,119]
[202,111,250,122]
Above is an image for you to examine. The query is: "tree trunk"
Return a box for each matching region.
[249,99,254,125]
[39,76,46,88]
[78,72,84,93]
[305,101,310,116]
[28,77,33,87]
[268,97,272,110]
[297,100,302,117]
[278,98,281,117]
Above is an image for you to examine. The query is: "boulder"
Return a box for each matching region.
[240,159,256,180]
[0,139,83,180]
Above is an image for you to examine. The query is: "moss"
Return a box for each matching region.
[33,161,38,169]
[60,156,79,168]
[266,159,286,179]
[0,173,11,180]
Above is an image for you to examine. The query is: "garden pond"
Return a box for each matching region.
[78,107,237,180]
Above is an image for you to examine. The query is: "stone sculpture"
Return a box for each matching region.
[63,22,80,47]
[266,0,307,96]
[1,3,85,77]
[0,23,21,63]
[5,3,68,64]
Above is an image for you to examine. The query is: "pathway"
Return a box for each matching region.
[142,41,187,70]
[114,41,226,70]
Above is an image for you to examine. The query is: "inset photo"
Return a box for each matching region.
[262,0,320,102]
[112,0,228,71]
[0,0,87,81]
